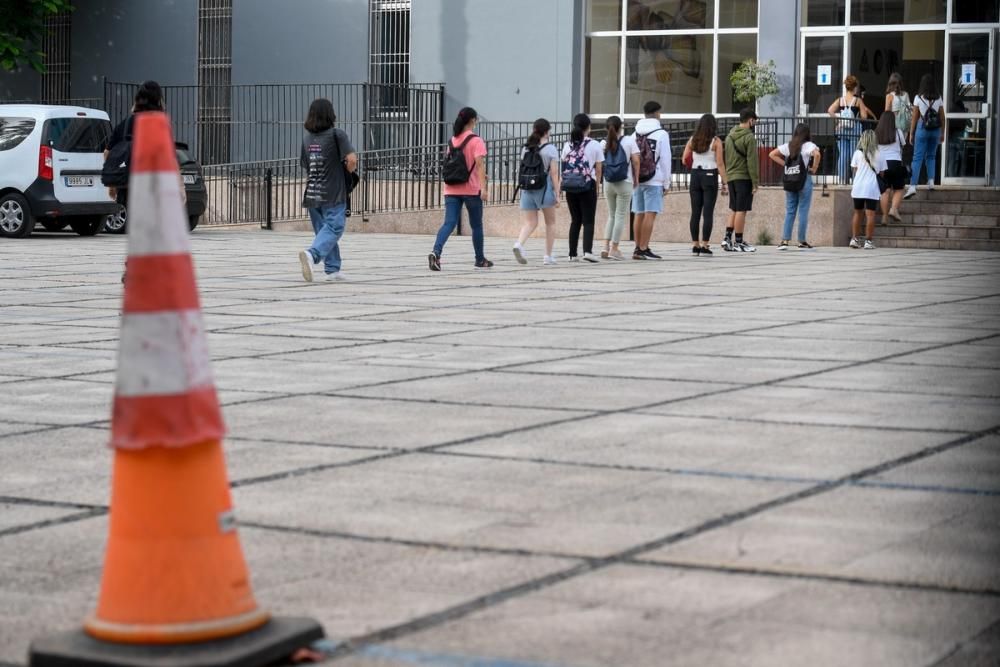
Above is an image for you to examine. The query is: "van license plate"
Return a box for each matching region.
[182,174,196,184]
[65,176,94,187]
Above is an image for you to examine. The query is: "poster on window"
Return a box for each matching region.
[626,0,707,104]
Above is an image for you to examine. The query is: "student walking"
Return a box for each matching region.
[681,113,728,256]
[297,98,358,282]
[849,129,887,250]
[561,113,604,262]
[599,116,639,260]
[722,108,759,252]
[905,74,945,199]
[884,73,913,136]
[828,74,874,183]
[512,118,561,266]
[630,101,671,260]
[769,122,821,250]
[875,111,907,222]
[429,107,492,271]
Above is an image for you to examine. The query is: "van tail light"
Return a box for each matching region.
[38,145,53,181]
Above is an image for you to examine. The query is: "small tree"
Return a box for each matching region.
[0,0,74,73]
[730,59,780,107]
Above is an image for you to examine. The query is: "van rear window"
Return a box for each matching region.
[0,117,36,151]
[44,117,112,153]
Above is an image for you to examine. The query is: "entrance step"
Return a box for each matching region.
[876,188,1000,251]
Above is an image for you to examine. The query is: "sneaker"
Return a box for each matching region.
[608,249,624,261]
[736,241,757,253]
[699,246,713,256]
[600,248,610,259]
[568,255,580,262]
[643,248,662,260]
[777,241,790,251]
[863,239,876,250]
[903,185,917,200]
[582,252,599,263]
[543,255,556,265]
[849,237,861,249]
[428,252,441,271]
[692,245,702,255]
[721,238,735,252]
[888,208,902,222]
[475,258,494,269]
[927,182,935,191]
[299,250,317,282]
[798,241,815,250]
[632,249,647,260]
[323,271,347,281]
[512,243,527,265]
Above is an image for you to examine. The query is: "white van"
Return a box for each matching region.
[0,105,120,238]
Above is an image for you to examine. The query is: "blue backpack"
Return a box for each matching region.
[603,141,629,183]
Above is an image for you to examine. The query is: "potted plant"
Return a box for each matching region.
[730,59,781,183]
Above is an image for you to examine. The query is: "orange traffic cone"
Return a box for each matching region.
[29,112,323,666]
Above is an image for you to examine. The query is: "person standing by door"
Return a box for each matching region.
[682,113,727,256]
[828,75,874,184]
[769,122,821,251]
[905,74,945,199]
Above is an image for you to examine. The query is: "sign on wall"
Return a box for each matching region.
[817,65,832,86]
[961,63,977,85]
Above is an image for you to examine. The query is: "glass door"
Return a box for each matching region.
[801,33,845,116]
[944,30,994,185]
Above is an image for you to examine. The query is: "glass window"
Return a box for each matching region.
[719,0,757,28]
[586,37,622,114]
[850,0,946,25]
[953,0,999,23]
[803,35,844,114]
[717,34,758,113]
[0,117,36,151]
[625,33,713,113]
[627,0,713,32]
[589,0,622,31]
[802,0,845,26]
[44,118,112,153]
[849,31,943,114]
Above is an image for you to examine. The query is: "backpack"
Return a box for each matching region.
[921,97,941,130]
[517,144,548,191]
[603,141,630,183]
[441,135,475,185]
[101,116,133,188]
[560,139,594,193]
[781,151,807,193]
[893,92,912,133]
[635,131,658,183]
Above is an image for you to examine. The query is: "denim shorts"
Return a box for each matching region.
[631,183,664,214]
[519,183,557,210]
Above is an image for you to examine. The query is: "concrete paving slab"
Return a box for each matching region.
[0,503,80,533]
[868,436,1000,492]
[780,361,1000,397]
[637,333,928,362]
[885,343,1000,369]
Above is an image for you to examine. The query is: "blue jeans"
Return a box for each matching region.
[433,195,485,261]
[307,203,346,274]
[837,133,859,183]
[910,125,941,186]
[782,175,813,243]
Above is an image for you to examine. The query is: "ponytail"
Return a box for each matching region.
[526,117,551,149]
[605,116,622,154]
[453,106,478,137]
[570,113,591,144]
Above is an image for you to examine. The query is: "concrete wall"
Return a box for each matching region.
[0,68,41,102]
[410,0,581,122]
[757,0,799,116]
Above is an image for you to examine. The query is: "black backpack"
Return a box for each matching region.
[517,143,548,191]
[442,135,476,185]
[782,151,807,192]
[922,97,941,130]
[101,116,133,188]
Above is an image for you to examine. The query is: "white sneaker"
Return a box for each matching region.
[849,237,861,249]
[298,250,318,282]
[927,182,935,191]
[323,271,347,281]
[863,239,876,250]
[568,256,580,262]
[543,255,556,265]
[582,252,599,263]
[512,243,527,265]
[903,185,917,199]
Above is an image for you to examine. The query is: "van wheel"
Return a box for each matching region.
[69,217,104,236]
[41,220,69,232]
[104,207,127,234]
[188,215,200,231]
[0,193,34,238]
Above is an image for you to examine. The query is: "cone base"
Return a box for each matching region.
[29,616,324,667]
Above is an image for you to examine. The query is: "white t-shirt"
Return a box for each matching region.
[561,138,605,174]
[878,130,906,162]
[632,118,672,188]
[778,141,820,169]
[851,149,888,200]
[690,136,720,170]
[915,96,943,127]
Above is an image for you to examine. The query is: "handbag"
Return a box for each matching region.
[864,153,888,194]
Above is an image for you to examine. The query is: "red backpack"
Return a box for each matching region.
[635,131,658,183]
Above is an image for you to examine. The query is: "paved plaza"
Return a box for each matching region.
[1,231,999,667]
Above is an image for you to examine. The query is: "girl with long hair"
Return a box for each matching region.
[884,73,912,134]
[849,129,887,249]
[560,113,604,262]
[429,107,492,271]
[682,113,728,255]
[599,116,639,260]
[512,118,561,265]
[905,74,945,198]
[875,111,907,223]
[768,122,821,250]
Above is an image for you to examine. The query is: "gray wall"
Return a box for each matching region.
[757,0,799,116]
[410,0,581,123]
[0,68,41,102]
[69,0,198,101]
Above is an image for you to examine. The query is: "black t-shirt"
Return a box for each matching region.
[300,128,355,208]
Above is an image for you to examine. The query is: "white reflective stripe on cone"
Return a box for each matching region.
[125,172,191,258]
[115,310,214,397]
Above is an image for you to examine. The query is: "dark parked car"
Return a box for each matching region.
[104,142,207,234]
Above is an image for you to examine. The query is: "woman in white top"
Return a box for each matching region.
[884,73,912,135]
[827,74,875,183]
[681,113,728,255]
[875,111,907,222]
[905,74,945,198]
[599,116,640,260]
[768,123,821,250]
[849,129,888,249]
[561,113,604,262]
[512,118,561,266]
